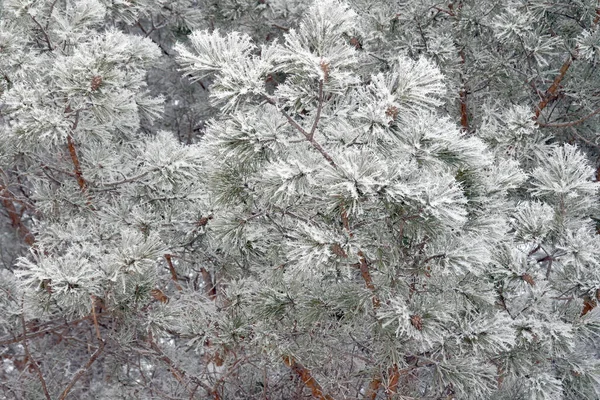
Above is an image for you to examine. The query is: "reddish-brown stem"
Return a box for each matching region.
[458,49,469,131]
[200,267,217,300]
[66,134,87,192]
[459,89,468,130]
[164,254,183,291]
[282,355,334,400]
[65,110,95,208]
[0,184,35,245]
[533,3,600,121]
[341,206,353,238]
[534,56,573,120]
[358,251,381,308]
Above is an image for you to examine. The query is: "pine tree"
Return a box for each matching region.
[1,1,600,399]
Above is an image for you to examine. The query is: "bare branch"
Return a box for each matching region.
[97,170,151,188]
[0,314,106,346]
[537,106,600,128]
[263,95,337,168]
[30,15,53,51]
[20,304,51,400]
[148,336,217,399]
[58,340,105,400]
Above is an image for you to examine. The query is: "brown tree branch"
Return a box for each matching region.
[533,3,600,121]
[66,134,87,192]
[358,251,381,309]
[459,89,469,130]
[282,355,334,400]
[164,254,183,291]
[56,296,106,399]
[458,49,469,131]
[65,110,95,209]
[0,183,35,245]
[534,56,572,120]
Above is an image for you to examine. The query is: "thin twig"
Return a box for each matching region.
[42,164,76,177]
[211,355,251,394]
[90,295,102,341]
[533,3,600,120]
[537,105,600,128]
[45,0,59,30]
[431,6,455,17]
[567,126,600,148]
[20,303,51,400]
[263,96,337,169]
[264,97,310,136]
[98,170,151,187]
[66,135,85,192]
[58,340,105,400]
[30,15,53,51]
[271,23,290,31]
[308,80,324,140]
[0,313,105,346]
[148,336,217,399]
[497,287,514,320]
